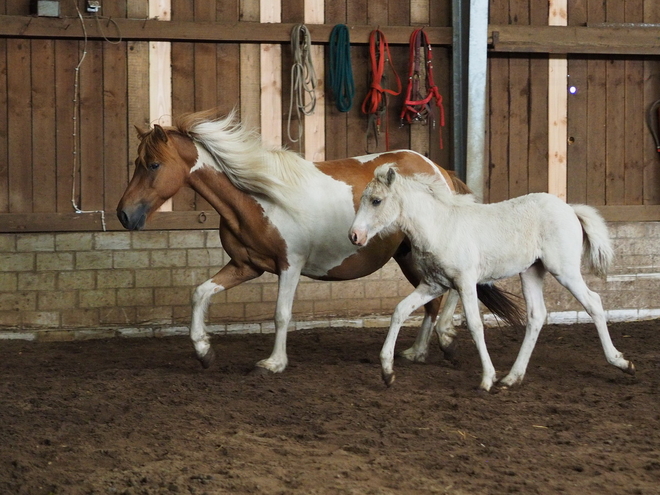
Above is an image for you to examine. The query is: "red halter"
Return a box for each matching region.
[361,29,401,151]
[400,28,445,149]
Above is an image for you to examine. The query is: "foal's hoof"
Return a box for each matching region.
[197,347,216,369]
[623,361,636,376]
[382,371,396,388]
[441,340,459,364]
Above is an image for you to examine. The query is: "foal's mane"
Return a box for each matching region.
[174,108,319,205]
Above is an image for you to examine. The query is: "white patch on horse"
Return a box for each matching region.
[191,143,217,173]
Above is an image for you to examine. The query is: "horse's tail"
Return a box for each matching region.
[571,204,614,279]
[476,284,526,329]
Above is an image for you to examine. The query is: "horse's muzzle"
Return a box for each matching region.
[117,203,149,231]
[349,229,367,247]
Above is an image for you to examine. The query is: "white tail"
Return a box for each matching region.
[571,204,613,279]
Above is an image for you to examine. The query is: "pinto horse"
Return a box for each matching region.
[117,109,521,373]
[350,165,635,391]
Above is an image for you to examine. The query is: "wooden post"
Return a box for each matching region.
[260,0,282,148]
[304,0,325,161]
[149,0,172,211]
[547,0,567,200]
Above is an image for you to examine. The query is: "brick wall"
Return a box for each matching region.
[0,222,658,341]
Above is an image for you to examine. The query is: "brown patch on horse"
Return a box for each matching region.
[188,167,290,274]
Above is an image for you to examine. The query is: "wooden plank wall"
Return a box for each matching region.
[486,0,660,207]
[0,0,659,232]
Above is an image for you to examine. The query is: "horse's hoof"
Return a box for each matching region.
[249,366,272,376]
[382,371,396,388]
[441,340,459,364]
[623,361,636,376]
[197,347,216,369]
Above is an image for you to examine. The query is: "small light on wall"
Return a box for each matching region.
[568,86,578,95]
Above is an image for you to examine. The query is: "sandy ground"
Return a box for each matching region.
[0,319,658,494]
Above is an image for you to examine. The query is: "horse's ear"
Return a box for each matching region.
[134,125,149,139]
[385,167,396,186]
[152,124,169,143]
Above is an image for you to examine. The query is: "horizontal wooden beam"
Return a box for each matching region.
[489,24,660,55]
[2,17,660,54]
[0,15,451,45]
[0,211,220,233]
[1,206,659,233]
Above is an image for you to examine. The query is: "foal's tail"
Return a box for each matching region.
[571,204,614,279]
[476,284,526,329]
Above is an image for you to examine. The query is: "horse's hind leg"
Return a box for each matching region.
[555,271,635,375]
[397,296,440,363]
[499,263,547,388]
[435,289,460,362]
[191,261,262,368]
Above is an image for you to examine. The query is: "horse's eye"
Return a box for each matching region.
[371,198,382,207]
[148,162,160,171]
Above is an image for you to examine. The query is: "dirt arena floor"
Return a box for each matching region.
[0,319,658,495]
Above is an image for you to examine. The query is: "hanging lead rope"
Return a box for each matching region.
[646,98,660,153]
[400,28,445,149]
[287,24,317,147]
[328,24,355,112]
[361,29,401,151]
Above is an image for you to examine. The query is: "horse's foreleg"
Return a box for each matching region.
[254,268,302,373]
[459,284,497,392]
[381,285,438,386]
[397,296,441,363]
[499,264,546,388]
[191,262,262,368]
[555,272,635,376]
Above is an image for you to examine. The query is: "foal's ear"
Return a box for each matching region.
[152,124,169,143]
[385,167,396,186]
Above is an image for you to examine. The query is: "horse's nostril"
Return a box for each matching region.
[118,210,129,228]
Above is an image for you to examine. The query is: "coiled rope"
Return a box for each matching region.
[328,24,355,113]
[287,24,317,146]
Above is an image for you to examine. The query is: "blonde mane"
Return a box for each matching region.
[175,109,319,206]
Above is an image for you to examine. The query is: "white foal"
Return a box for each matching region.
[349,165,635,391]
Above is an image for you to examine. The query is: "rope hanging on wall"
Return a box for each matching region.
[287,24,317,147]
[361,29,402,151]
[400,28,445,149]
[328,24,355,113]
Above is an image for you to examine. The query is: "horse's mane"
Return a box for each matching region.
[375,165,477,207]
[174,108,319,205]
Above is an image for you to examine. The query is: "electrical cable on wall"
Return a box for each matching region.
[70,1,125,231]
[287,24,317,148]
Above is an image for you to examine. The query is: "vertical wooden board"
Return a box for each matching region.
[527,56,548,194]
[507,55,530,197]
[304,0,326,162]
[408,0,428,157]
[428,47,452,169]
[194,43,218,111]
[260,0,283,149]
[323,1,348,159]
[54,41,77,212]
[487,56,510,203]
[239,44,262,131]
[367,0,388,25]
[103,42,129,211]
[341,0,367,157]
[0,39,8,212]
[31,39,57,213]
[79,41,105,211]
[216,45,241,115]
[565,2,586,203]
[7,39,32,213]
[281,0,299,152]
[604,2,626,205]
[387,44,410,153]
[584,1,606,205]
[622,0,644,205]
[566,57,587,202]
